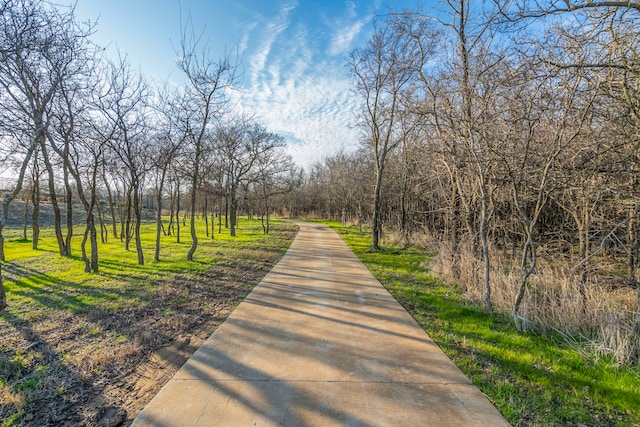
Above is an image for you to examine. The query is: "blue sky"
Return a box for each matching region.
[66,0,423,167]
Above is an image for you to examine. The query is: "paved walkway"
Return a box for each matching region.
[132,222,510,426]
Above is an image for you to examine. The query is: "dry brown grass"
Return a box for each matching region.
[409,233,639,365]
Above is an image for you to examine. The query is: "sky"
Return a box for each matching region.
[63,0,424,168]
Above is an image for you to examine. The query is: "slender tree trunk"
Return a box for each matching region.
[132,181,144,265]
[480,183,492,314]
[82,209,99,272]
[167,188,174,236]
[81,225,89,271]
[218,197,223,234]
[187,174,199,260]
[176,185,181,243]
[124,186,133,249]
[103,169,118,239]
[63,160,73,255]
[40,140,67,256]
[90,213,99,272]
[262,186,270,235]
[204,196,209,237]
[0,264,5,314]
[211,208,216,239]
[372,166,384,251]
[628,203,637,284]
[31,175,40,249]
[22,196,29,240]
[155,169,167,262]
[96,198,107,244]
[230,181,237,237]
[224,190,229,229]
[513,231,536,331]
[118,188,125,242]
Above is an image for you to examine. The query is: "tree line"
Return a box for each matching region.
[0,0,299,312]
[288,0,640,365]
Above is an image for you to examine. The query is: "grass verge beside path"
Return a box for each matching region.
[0,218,298,426]
[324,221,640,427]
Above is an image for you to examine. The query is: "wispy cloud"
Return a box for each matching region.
[327,19,366,57]
[238,21,257,57]
[249,1,297,86]
[236,0,370,167]
[232,66,361,167]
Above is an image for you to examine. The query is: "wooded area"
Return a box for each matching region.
[287,0,640,366]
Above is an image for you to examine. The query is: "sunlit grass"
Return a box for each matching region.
[0,216,297,426]
[322,220,640,426]
[2,217,290,316]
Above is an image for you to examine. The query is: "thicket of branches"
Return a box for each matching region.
[0,0,299,312]
[290,1,640,365]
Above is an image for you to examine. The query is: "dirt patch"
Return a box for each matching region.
[0,225,298,426]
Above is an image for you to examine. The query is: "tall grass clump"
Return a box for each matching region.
[422,234,639,366]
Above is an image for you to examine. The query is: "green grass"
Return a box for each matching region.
[323,220,640,426]
[2,217,290,316]
[0,216,297,425]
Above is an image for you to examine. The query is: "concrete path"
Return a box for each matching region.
[132,222,510,426]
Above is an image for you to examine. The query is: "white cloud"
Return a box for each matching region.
[249,1,297,86]
[327,19,366,57]
[232,66,361,168]
[234,0,369,168]
[238,22,257,57]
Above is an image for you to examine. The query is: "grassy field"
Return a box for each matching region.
[323,220,640,427]
[0,217,298,426]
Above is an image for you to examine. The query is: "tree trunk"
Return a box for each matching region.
[22,195,29,240]
[167,188,175,237]
[211,209,216,239]
[133,182,144,265]
[81,225,89,272]
[224,191,229,229]
[103,169,118,239]
[230,181,237,237]
[628,203,638,284]
[176,185,181,243]
[204,196,209,237]
[63,160,73,255]
[31,176,40,249]
[124,186,133,249]
[480,184,493,315]
[40,140,67,256]
[96,198,107,244]
[187,154,200,260]
[513,231,536,331]
[0,264,5,314]
[89,210,99,272]
[118,188,125,242]
[372,166,384,251]
[218,197,223,234]
[155,169,167,262]
[262,186,270,235]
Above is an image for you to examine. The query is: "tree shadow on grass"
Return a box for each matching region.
[0,310,106,425]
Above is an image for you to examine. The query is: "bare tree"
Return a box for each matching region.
[251,135,297,234]
[177,15,237,260]
[151,87,187,261]
[0,0,93,257]
[215,118,276,236]
[95,54,151,265]
[349,16,429,250]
